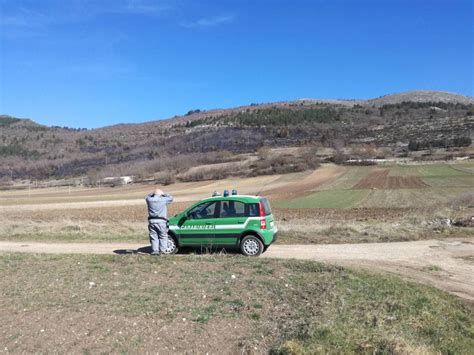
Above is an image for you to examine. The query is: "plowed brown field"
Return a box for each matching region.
[264,164,346,200]
[353,169,428,189]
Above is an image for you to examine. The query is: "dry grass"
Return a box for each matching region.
[0,218,146,242]
[1,203,473,244]
[277,215,474,244]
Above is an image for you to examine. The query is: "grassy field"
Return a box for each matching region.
[359,187,472,208]
[277,162,474,209]
[1,252,473,353]
[387,163,474,187]
[274,189,370,209]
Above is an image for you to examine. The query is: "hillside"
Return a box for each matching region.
[0,90,473,182]
[367,90,474,106]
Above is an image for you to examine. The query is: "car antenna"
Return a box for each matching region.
[255,181,269,196]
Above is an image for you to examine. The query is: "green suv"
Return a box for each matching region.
[167,195,278,256]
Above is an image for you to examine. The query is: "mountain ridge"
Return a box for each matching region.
[0,90,472,181]
[117,90,474,130]
[2,90,472,129]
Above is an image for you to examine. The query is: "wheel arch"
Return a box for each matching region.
[240,230,265,246]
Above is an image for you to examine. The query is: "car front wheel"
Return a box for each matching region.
[163,236,178,255]
[240,235,264,257]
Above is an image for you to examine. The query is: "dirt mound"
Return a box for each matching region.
[353,169,428,189]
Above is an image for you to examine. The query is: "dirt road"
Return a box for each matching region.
[1,238,473,305]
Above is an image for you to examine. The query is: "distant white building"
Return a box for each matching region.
[103,176,134,185]
[120,176,134,184]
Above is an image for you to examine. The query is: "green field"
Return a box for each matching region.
[386,164,463,177]
[279,163,473,209]
[360,187,473,208]
[386,163,473,187]
[1,253,472,353]
[275,189,370,208]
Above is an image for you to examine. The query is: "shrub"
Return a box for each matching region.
[185,109,201,116]
[452,136,471,147]
[332,151,348,164]
[408,140,420,151]
[449,192,474,210]
[156,171,176,185]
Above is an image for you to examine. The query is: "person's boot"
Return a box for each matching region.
[150,251,161,256]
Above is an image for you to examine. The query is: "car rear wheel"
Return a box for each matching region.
[240,235,264,257]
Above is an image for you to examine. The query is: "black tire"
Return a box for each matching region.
[240,235,264,257]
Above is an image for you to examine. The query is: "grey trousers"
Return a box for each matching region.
[148,221,169,253]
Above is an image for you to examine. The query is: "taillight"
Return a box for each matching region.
[259,201,266,229]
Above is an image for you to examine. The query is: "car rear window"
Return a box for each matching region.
[260,198,272,215]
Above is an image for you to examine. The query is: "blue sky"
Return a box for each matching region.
[0,0,472,128]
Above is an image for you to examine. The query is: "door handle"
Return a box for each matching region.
[205,222,213,225]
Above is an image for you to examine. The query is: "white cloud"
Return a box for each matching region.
[0,6,49,28]
[180,14,234,29]
[0,15,28,27]
[117,0,173,15]
[0,0,174,29]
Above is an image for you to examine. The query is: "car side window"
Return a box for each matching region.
[187,201,218,219]
[220,201,246,218]
[247,203,259,217]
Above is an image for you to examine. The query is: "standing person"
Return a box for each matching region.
[145,188,173,255]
